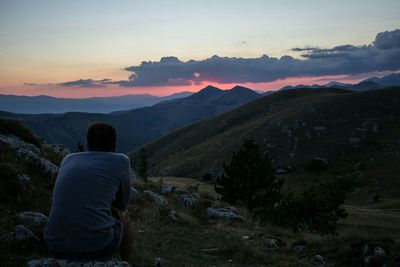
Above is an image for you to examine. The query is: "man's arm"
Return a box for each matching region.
[113,156,131,212]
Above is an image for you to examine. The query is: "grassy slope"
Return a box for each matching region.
[129,87,400,178]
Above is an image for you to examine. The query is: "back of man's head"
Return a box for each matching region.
[87,122,117,152]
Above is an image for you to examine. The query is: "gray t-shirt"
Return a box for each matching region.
[44,151,131,253]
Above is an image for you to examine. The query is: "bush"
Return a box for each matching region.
[0,119,42,147]
[264,181,347,234]
[214,140,284,212]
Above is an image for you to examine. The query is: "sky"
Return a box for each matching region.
[0,0,399,97]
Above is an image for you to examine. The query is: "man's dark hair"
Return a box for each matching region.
[87,123,117,152]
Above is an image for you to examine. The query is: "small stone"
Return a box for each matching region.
[374,246,386,257]
[161,184,176,194]
[349,137,361,145]
[18,174,31,182]
[241,235,250,240]
[168,210,179,221]
[137,229,145,234]
[180,194,198,206]
[275,168,289,175]
[312,255,325,265]
[265,238,280,249]
[293,245,306,253]
[153,257,164,267]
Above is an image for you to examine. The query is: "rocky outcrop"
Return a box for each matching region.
[0,134,59,177]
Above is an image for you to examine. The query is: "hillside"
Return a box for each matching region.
[0,92,192,114]
[0,86,260,152]
[128,87,400,188]
[2,119,400,266]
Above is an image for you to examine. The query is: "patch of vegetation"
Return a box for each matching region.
[0,119,42,147]
[136,148,148,182]
[215,140,284,212]
[215,140,347,235]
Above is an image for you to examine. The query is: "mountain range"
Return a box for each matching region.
[0,92,192,114]
[128,86,400,180]
[280,73,400,91]
[0,86,260,152]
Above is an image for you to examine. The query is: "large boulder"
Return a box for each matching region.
[27,258,131,267]
[207,207,244,221]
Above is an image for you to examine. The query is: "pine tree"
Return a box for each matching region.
[137,148,148,182]
[214,140,283,211]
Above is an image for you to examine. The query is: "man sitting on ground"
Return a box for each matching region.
[44,122,133,261]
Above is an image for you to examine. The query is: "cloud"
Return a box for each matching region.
[117,29,400,87]
[57,79,111,88]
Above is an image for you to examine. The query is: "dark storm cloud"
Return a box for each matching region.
[57,79,111,88]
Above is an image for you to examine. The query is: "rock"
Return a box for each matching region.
[314,126,326,132]
[200,248,219,253]
[394,239,400,251]
[153,257,164,267]
[18,174,31,183]
[17,211,47,228]
[349,137,361,146]
[207,207,244,221]
[137,229,145,234]
[293,245,306,253]
[180,194,198,206]
[312,255,325,265]
[161,184,176,194]
[4,225,40,242]
[353,161,365,171]
[275,168,289,175]
[241,235,250,240]
[130,187,141,201]
[313,157,328,165]
[27,258,131,267]
[168,210,179,221]
[374,246,386,257]
[264,238,284,249]
[0,134,59,177]
[143,190,167,205]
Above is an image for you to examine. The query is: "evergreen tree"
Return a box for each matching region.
[137,148,148,182]
[214,140,283,211]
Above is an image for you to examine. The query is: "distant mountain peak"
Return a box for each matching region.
[201,85,222,92]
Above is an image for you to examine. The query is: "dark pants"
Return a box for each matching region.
[49,221,123,261]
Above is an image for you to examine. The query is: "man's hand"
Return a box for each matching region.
[111,207,128,222]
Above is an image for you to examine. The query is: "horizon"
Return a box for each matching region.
[1,0,400,98]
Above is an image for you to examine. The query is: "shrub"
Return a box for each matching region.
[264,181,347,234]
[214,140,284,212]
